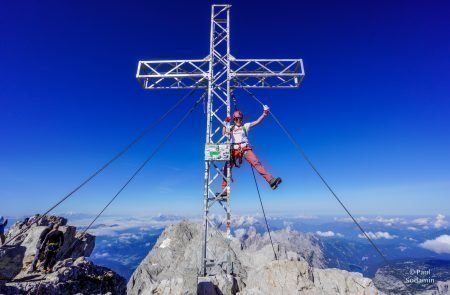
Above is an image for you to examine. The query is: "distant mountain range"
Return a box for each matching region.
[62,213,450,290]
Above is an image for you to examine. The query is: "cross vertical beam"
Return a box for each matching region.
[202,4,232,276]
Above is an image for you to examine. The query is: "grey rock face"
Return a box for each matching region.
[128,221,381,295]
[5,215,68,246]
[235,226,326,269]
[0,245,26,280]
[128,221,245,295]
[1,257,126,295]
[2,222,95,275]
[242,260,380,295]
[0,215,124,295]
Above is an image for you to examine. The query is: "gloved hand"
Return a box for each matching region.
[263,105,270,115]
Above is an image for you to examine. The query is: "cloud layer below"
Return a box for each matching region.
[419,235,450,254]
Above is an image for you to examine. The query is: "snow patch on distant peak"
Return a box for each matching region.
[159,238,171,248]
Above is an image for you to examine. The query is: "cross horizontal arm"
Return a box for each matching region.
[230,58,305,88]
[137,59,210,89]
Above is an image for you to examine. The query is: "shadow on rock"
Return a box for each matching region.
[0,245,26,280]
[197,280,224,295]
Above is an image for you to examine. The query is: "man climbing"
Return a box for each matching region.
[28,213,40,226]
[41,224,64,273]
[28,222,54,273]
[0,216,8,245]
[221,104,282,196]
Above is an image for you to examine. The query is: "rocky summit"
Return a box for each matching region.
[0,215,126,295]
[128,221,382,295]
[373,260,450,295]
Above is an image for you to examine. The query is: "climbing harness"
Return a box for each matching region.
[46,243,60,252]
[229,124,250,168]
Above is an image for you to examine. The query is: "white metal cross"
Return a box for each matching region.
[136,4,304,277]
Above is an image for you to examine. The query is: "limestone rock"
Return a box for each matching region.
[232,226,326,270]
[128,221,381,295]
[0,245,26,280]
[242,260,380,295]
[1,257,126,295]
[0,215,124,295]
[5,215,68,246]
[127,221,246,295]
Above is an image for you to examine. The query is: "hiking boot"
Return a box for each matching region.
[269,177,282,190]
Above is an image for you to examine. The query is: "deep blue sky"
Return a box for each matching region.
[1,0,449,217]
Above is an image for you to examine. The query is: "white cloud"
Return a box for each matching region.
[316,231,335,237]
[358,231,397,240]
[117,233,143,244]
[234,215,258,227]
[406,237,417,242]
[419,235,450,254]
[293,214,318,220]
[434,214,448,229]
[70,215,198,237]
[334,216,404,225]
[93,252,110,258]
[412,217,429,226]
[374,216,403,226]
[397,246,407,252]
[407,226,418,231]
[335,216,370,223]
[316,230,344,238]
[210,214,259,228]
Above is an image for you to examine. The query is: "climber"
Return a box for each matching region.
[28,222,54,273]
[19,217,30,229]
[0,216,8,245]
[220,104,282,197]
[41,224,64,273]
[28,213,41,226]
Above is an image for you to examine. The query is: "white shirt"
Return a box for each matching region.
[230,123,251,146]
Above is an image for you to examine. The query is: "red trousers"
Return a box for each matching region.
[222,148,273,189]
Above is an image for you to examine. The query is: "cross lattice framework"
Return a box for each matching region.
[136,4,304,277]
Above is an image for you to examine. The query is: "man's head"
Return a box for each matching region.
[232,110,243,126]
[48,222,55,229]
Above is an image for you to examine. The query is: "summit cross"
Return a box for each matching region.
[136,4,304,276]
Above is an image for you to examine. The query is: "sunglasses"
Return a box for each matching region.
[233,117,242,121]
